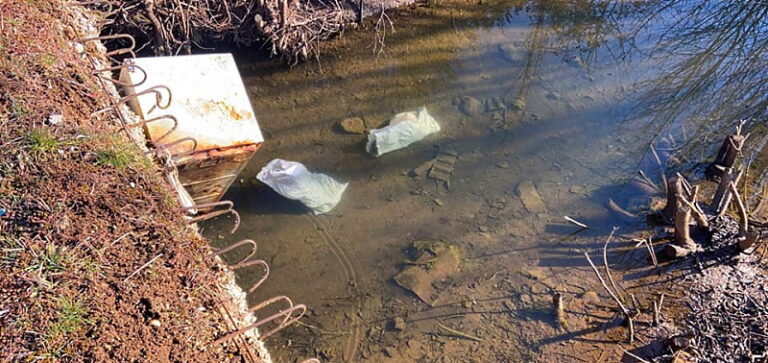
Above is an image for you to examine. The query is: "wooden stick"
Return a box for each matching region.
[637,170,661,193]
[658,293,665,311]
[357,0,364,24]
[584,252,629,315]
[644,237,658,266]
[707,124,746,179]
[553,292,565,329]
[650,144,668,194]
[689,185,704,215]
[713,167,743,215]
[564,216,588,229]
[602,229,624,304]
[679,193,708,229]
[607,198,637,222]
[124,254,163,282]
[652,293,664,326]
[436,322,483,342]
[662,175,683,223]
[619,346,651,363]
[675,205,694,250]
[280,0,289,27]
[676,172,693,197]
[729,181,749,237]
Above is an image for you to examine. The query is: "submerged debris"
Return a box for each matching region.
[366,107,441,157]
[393,241,460,306]
[338,117,367,134]
[455,95,484,116]
[517,180,546,213]
[257,159,348,214]
[428,149,458,188]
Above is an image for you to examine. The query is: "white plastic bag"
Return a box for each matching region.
[366,107,440,157]
[257,159,348,214]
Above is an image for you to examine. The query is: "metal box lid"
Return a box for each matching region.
[120,53,263,154]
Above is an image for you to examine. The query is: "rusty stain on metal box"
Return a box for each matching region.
[120,54,263,206]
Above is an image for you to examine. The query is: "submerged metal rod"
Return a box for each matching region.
[209,239,258,267]
[235,259,270,293]
[213,296,306,345]
[183,201,241,233]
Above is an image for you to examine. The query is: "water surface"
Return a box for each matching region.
[202,1,765,361]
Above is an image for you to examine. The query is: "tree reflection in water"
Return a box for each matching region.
[636,1,768,153]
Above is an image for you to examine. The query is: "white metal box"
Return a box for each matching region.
[120,53,263,206]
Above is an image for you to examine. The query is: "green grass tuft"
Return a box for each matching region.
[0,237,25,267]
[95,148,134,170]
[10,98,31,119]
[49,297,90,339]
[27,244,71,278]
[26,128,63,155]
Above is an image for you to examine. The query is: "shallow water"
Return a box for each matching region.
[201,1,760,361]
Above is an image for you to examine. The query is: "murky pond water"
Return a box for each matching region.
[201,1,766,361]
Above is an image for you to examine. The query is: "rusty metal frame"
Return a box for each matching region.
[208,239,317,361]
[217,300,262,363]
[183,201,241,233]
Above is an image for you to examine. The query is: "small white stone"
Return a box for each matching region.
[149,319,161,328]
[47,113,64,125]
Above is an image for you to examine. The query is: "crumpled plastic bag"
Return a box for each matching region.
[256,159,348,214]
[365,107,440,157]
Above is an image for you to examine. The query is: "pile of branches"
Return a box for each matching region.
[684,257,768,362]
[78,0,349,62]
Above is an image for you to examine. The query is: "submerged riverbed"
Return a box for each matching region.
[202,1,763,361]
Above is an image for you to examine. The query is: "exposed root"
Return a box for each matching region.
[77,0,353,63]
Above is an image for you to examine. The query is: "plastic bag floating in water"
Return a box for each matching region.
[365,107,441,157]
[256,159,348,214]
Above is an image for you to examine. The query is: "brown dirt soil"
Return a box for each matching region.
[0,1,253,361]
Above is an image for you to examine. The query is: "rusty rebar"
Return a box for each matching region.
[212,296,306,345]
[116,85,172,109]
[129,114,179,141]
[183,201,241,233]
[77,33,137,58]
[146,136,197,158]
[209,239,258,267]
[235,259,269,292]
[92,62,147,88]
